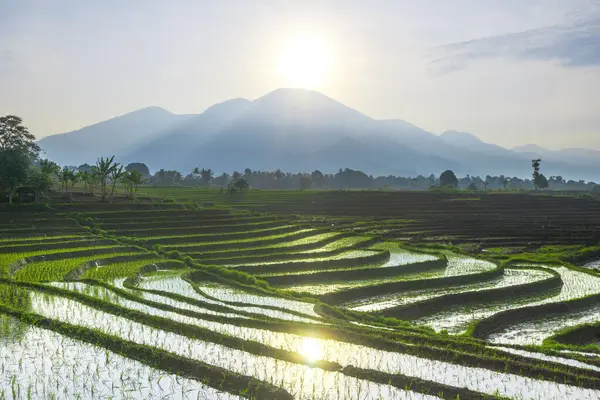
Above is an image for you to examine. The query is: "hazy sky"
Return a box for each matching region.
[1,0,599,150]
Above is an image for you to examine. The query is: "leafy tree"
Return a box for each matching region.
[0,150,31,203]
[191,167,201,181]
[232,171,242,181]
[334,168,372,189]
[125,162,150,176]
[228,178,249,194]
[200,168,213,186]
[467,182,478,191]
[0,116,40,203]
[439,170,458,187]
[311,170,324,188]
[110,164,125,196]
[27,159,60,201]
[299,175,312,190]
[27,166,52,201]
[151,169,183,185]
[77,163,93,173]
[534,173,549,190]
[40,159,59,176]
[31,159,59,199]
[0,115,40,157]
[532,159,542,190]
[234,178,249,190]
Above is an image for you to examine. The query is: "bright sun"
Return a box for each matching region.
[278,36,331,89]
[299,337,324,363]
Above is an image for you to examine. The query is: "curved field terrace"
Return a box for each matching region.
[2,191,600,399]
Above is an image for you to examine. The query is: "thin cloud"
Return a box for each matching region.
[431,14,600,73]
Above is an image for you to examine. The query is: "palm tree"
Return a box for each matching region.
[88,166,99,195]
[38,159,59,195]
[110,164,125,196]
[57,167,72,193]
[40,159,59,176]
[79,170,90,192]
[95,156,118,200]
[122,170,146,200]
[69,170,80,191]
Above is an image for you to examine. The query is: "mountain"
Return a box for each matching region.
[208,89,374,152]
[125,98,251,168]
[37,107,195,166]
[441,130,510,157]
[514,144,600,169]
[37,88,600,180]
[513,144,548,154]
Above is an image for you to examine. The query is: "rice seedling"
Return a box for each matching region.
[414,265,600,334]
[9,291,443,399]
[81,258,165,280]
[0,316,239,399]
[3,198,600,399]
[19,288,600,400]
[349,267,551,312]
[138,275,319,321]
[13,252,147,282]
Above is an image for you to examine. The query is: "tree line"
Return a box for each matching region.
[1,115,598,203]
[0,115,147,203]
[131,165,598,192]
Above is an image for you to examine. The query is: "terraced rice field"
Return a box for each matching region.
[2,200,600,399]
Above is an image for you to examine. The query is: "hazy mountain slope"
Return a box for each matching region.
[123,98,252,168]
[513,144,600,169]
[209,89,374,152]
[37,107,195,166]
[440,130,512,156]
[39,88,600,180]
[513,144,548,154]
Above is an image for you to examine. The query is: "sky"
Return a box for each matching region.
[1,0,599,150]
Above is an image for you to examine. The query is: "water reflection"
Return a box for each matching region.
[300,337,324,363]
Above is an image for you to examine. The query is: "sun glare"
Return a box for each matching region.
[278,36,331,89]
[299,337,324,363]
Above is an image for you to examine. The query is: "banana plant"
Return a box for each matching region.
[95,156,118,200]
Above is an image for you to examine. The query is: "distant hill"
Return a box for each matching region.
[513,144,549,154]
[37,107,194,166]
[514,144,600,169]
[37,89,600,180]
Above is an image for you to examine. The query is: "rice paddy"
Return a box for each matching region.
[2,193,600,399]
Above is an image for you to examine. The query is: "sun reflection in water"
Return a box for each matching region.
[300,337,324,362]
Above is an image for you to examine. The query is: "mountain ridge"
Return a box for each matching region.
[37,88,600,180]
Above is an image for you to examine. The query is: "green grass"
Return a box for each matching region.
[13,252,146,282]
[2,196,600,399]
[0,245,124,279]
[81,258,166,280]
